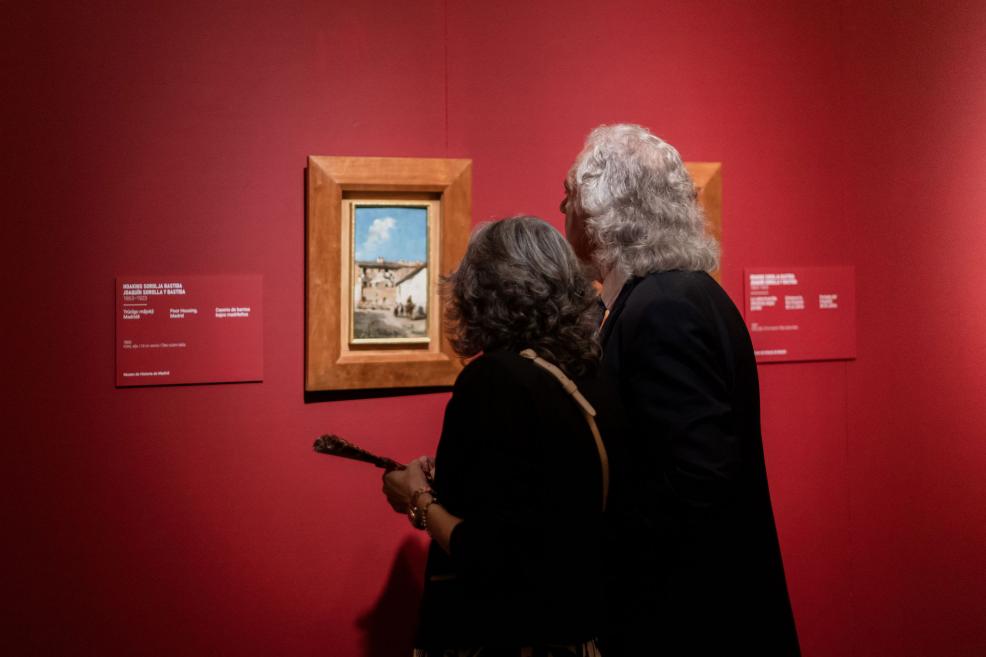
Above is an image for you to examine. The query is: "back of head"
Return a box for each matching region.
[566,123,720,277]
[445,216,600,377]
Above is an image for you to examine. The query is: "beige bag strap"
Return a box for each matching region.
[519,349,609,511]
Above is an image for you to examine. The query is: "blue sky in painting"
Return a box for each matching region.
[354,206,428,262]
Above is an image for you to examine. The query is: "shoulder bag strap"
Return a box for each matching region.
[519,349,609,511]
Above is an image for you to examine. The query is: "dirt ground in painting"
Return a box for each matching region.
[353,309,426,340]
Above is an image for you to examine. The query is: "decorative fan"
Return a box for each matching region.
[312,434,405,471]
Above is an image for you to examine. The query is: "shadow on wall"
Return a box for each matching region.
[358,535,429,657]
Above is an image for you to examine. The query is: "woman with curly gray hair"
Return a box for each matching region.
[381,216,628,657]
[445,217,600,377]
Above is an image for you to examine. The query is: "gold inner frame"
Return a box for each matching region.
[343,198,442,347]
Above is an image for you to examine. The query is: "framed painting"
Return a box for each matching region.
[685,162,723,281]
[306,156,471,391]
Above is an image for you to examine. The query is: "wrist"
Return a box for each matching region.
[409,486,432,509]
[420,495,440,536]
[407,486,431,528]
[408,490,439,530]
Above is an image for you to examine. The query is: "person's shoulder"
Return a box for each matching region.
[622,270,710,319]
[449,352,543,425]
[453,350,534,392]
[633,270,717,300]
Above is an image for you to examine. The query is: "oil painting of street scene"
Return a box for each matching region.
[352,205,430,343]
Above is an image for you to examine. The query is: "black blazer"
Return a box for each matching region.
[600,271,800,656]
[415,350,629,650]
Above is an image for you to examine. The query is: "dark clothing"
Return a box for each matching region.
[415,351,629,652]
[600,271,800,656]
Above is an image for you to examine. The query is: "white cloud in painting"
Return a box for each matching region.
[360,216,396,258]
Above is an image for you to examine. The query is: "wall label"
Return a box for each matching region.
[116,275,263,386]
[744,266,855,363]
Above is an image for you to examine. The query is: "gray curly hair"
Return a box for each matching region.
[444,216,600,377]
[565,123,719,276]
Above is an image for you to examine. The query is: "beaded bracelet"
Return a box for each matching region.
[408,487,434,529]
[419,495,439,535]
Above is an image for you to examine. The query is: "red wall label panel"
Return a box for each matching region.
[744,266,856,363]
[116,275,263,386]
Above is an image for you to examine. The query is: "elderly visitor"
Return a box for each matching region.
[562,124,801,656]
[381,217,628,657]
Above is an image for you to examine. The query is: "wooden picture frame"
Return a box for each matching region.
[686,162,723,281]
[306,156,471,391]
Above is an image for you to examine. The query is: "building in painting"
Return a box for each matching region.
[355,257,426,312]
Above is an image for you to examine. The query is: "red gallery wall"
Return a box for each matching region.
[841,2,986,654]
[3,1,984,656]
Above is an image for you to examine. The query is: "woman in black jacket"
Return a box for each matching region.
[382,217,627,657]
